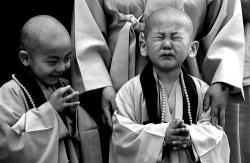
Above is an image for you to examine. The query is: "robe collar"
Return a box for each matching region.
[14,67,63,110]
[140,63,198,124]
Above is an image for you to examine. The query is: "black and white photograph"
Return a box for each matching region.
[0,0,250,163]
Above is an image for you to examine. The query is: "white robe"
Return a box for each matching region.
[109,75,230,163]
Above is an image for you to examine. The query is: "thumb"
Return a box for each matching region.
[171,119,183,128]
[203,93,211,111]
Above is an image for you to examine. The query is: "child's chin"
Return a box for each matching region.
[46,78,59,86]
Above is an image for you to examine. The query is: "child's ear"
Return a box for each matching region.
[188,41,199,58]
[139,32,147,57]
[19,50,31,66]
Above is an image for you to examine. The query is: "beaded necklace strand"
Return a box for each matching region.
[158,70,192,124]
[12,74,36,109]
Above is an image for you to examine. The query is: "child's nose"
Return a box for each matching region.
[56,62,67,72]
[162,39,172,50]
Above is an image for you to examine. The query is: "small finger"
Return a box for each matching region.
[172,128,188,135]
[67,86,75,93]
[59,85,72,95]
[64,91,79,102]
[172,135,190,142]
[172,140,187,146]
[65,101,80,107]
[178,144,188,148]
[179,123,187,128]
[172,141,190,148]
[173,146,180,150]
[172,119,184,128]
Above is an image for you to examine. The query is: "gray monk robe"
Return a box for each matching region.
[109,64,230,163]
[0,68,102,163]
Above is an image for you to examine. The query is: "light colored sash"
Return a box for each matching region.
[110,14,146,91]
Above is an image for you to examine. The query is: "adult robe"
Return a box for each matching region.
[109,64,230,163]
[234,1,250,162]
[0,69,102,163]
[72,0,244,94]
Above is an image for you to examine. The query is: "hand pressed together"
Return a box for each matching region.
[164,119,191,150]
[49,85,80,112]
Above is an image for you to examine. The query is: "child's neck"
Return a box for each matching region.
[153,66,181,85]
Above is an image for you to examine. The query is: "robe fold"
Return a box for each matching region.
[0,68,102,163]
[109,64,230,163]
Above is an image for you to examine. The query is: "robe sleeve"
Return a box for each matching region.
[72,0,112,93]
[109,78,168,163]
[0,81,68,163]
[201,0,245,94]
[188,77,230,163]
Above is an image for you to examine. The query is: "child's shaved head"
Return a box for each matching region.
[20,15,70,55]
[144,7,194,40]
[18,15,72,86]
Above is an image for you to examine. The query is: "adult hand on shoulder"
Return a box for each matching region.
[101,86,118,128]
[203,82,231,128]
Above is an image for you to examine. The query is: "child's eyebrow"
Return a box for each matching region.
[171,31,179,35]
[158,31,165,35]
[47,56,60,60]
[47,52,72,59]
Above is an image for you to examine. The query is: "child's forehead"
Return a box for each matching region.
[145,7,193,35]
[150,18,189,33]
[32,39,71,59]
[147,13,193,36]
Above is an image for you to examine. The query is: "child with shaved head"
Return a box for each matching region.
[0,15,102,163]
[109,7,230,163]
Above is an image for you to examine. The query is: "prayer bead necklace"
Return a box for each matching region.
[12,74,36,109]
[159,71,192,124]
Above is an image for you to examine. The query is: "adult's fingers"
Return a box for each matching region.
[203,93,211,111]
[102,104,113,128]
[219,105,226,128]
[102,114,107,126]
[211,102,219,126]
[111,99,118,114]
